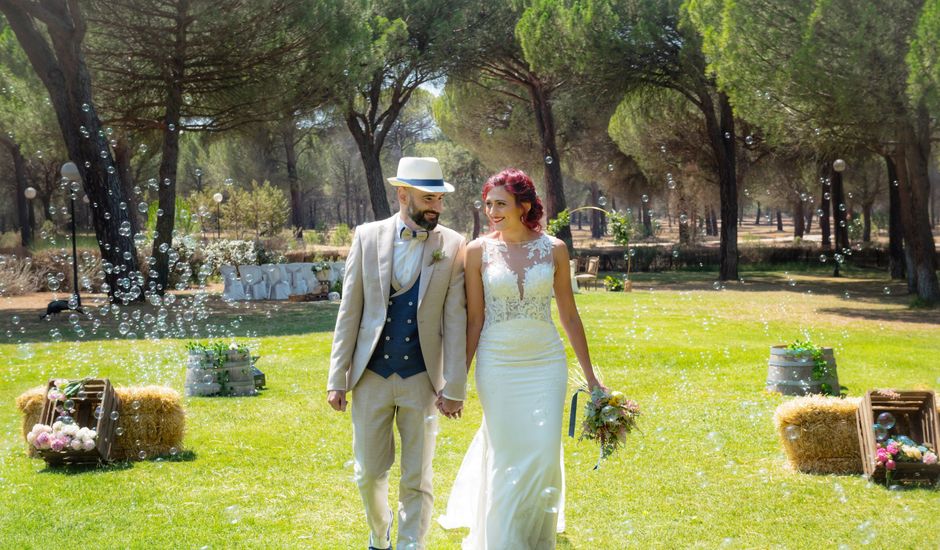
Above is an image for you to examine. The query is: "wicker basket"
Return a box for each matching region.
[855,390,940,484]
[37,378,120,466]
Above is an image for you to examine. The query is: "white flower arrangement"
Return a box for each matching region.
[27,422,97,453]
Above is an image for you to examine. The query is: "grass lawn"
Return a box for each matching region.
[0,268,938,548]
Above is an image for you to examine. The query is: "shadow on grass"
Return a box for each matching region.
[36,449,198,475]
[1,295,340,344]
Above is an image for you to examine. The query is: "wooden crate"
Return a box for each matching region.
[38,379,120,466]
[856,390,940,484]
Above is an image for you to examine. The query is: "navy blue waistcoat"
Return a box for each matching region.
[366,282,426,379]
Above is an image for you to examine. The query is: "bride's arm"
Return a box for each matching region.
[465,241,485,372]
[551,240,603,390]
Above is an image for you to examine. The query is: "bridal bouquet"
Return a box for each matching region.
[569,371,640,467]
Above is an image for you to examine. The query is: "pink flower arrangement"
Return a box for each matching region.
[874,435,938,484]
[27,422,97,454]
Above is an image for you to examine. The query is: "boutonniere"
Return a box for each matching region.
[431,248,447,264]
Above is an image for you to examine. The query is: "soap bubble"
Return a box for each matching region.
[876,412,896,430]
[785,425,800,441]
[539,487,560,514]
[873,424,888,441]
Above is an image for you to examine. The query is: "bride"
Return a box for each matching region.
[439,168,603,549]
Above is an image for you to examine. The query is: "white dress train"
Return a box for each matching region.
[439,234,567,549]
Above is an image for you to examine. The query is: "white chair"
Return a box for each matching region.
[238,265,268,300]
[261,264,290,300]
[284,263,308,295]
[219,265,247,301]
[329,261,346,284]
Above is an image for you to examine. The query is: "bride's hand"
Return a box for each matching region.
[587,377,608,393]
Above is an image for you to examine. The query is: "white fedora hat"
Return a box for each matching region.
[388,157,455,193]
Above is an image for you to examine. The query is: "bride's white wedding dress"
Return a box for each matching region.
[439,233,567,549]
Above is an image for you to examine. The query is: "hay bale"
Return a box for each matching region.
[774,396,940,475]
[774,396,863,474]
[112,386,186,461]
[16,386,46,458]
[15,385,185,462]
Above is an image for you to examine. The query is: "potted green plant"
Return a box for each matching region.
[766,339,843,396]
[184,341,257,397]
[311,259,332,282]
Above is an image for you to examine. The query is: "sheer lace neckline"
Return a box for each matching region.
[479,234,555,330]
[482,233,544,245]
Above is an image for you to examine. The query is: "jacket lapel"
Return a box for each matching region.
[418,229,441,308]
[377,216,396,302]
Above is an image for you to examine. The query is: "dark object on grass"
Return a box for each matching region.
[43,299,70,317]
[252,365,266,389]
[39,299,81,320]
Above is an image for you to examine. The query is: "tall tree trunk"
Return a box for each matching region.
[793,198,805,238]
[885,155,905,280]
[755,201,761,225]
[112,136,140,237]
[281,120,303,238]
[150,5,188,295]
[346,116,391,220]
[862,203,873,243]
[819,164,832,248]
[830,167,849,251]
[805,208,813,235]
[589,182,603,239]
[894,107,940,303]
[700,91,738,280]
[0,2,141,300]
[528,82,571,250]
[776,209,783,232]
[0,135,32,247]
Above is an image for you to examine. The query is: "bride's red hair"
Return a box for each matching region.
[481,169,545,232]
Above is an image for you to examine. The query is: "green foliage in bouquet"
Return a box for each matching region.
[580,387,641,462]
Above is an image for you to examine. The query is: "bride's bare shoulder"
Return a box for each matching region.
[545,235,570,258]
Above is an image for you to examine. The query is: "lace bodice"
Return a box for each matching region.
[480,234,556,331]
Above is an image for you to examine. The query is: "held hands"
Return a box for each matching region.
[436,392,463,419]
[327,390,347,412]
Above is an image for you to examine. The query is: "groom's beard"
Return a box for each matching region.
[408,205,440,231]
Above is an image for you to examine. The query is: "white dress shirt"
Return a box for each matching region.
[394,217,426,289]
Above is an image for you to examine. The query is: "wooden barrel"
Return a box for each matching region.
[185,351,256,397]
[766,345,840,396]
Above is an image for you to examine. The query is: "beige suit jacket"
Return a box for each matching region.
[327,215,468,400]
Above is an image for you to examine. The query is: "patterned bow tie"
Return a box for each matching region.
[400,227,429,241]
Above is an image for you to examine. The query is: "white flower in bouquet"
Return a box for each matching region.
[82,439,96,451]
[70,438,84,451]
[52,420,63,431]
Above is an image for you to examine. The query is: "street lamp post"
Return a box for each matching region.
[213,192,223,239]
[60,162,83,311]
[830,159,847,277]
[23,186,37,247]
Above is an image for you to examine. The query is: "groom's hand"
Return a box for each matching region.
[327,390,347,412]
[439,397,463,419]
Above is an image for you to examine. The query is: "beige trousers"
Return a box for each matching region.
[352,369,438,550]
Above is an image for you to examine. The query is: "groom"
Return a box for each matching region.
[327,157,467,550]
